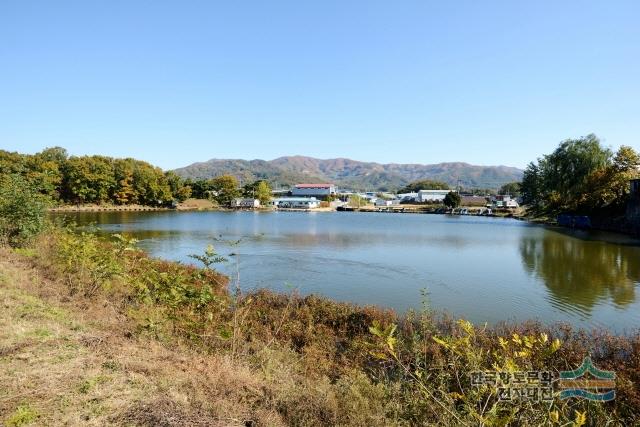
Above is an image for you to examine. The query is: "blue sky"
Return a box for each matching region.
[1,1,639,170]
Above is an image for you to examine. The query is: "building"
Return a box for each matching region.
[375,199,400,207]
[231,198,260,209]
[275,197,320,209]
[291,184,336,198]
[417,189,452,203]
[397,192,418,202]
[490,195,519,209]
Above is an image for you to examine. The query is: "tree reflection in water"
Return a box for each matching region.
[520,230,640,314]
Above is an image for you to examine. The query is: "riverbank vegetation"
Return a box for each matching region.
[0,147,273,209]
[2,189,639,425]
[520,134,639,218]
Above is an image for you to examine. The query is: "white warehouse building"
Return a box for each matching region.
[274,197,320,209]
[291,183,336,198]
[417,189,454,203]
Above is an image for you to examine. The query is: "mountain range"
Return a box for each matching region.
[173,156,523,191]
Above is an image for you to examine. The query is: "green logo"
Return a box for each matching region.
[559,357,616,401]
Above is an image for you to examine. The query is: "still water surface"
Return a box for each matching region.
[63,211,640,331]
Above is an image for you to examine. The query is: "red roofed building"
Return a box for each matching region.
[291,183,336,198]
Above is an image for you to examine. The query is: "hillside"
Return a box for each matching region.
[174,156,523,190]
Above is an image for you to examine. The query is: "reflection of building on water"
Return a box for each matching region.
[519,233,639,312]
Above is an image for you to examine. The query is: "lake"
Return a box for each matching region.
[61,210,640,332]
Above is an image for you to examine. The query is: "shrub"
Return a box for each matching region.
[0,174,49,247]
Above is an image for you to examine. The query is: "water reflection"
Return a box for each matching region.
[51,210,640,330]
[520,230,640,313]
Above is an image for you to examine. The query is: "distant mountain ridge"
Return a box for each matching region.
[173,155,523,190]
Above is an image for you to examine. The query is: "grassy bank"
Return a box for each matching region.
[1,226,639,426]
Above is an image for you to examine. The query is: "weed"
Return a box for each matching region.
[5,404,40,426]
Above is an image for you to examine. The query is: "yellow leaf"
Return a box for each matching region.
[574,410,587,426]
[433,336,449,348]
[512,333,522,345]
[549,410,559,424]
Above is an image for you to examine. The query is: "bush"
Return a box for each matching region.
[0,174,49,247]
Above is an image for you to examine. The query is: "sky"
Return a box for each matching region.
[1,1,639,170]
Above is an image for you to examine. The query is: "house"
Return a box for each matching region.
[417,189,453,203]
[231,198,260,209]
[397,192,418,202]
[291,184,336,198]
[490,195,519,209]
[375,199,399,207]
[375,199,392,207]
[275,197,320,209]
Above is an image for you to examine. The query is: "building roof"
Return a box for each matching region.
[275,197,319,202]
[294,184,334,188]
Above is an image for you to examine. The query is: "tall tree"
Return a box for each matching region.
[210,175,240,206]
[62,156,116,204]
[520,134,638,215]
[499,182,521,196]
[443,191,461,209]
[242,180,272,204]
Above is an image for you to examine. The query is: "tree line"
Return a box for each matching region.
[0,147,272,207]
[520,134,639,215]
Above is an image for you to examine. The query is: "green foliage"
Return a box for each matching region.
[443,191,461,209]
[348,194,367,207]
[499,181,521,196]
[13,226,640,426]
[55,229,127,296]
[166,170,193,202]
[209,174,240,206]
[5,404,40,426]
[0,174,49,247]
[130,160,173,205]
[399,179,450,193]
[188,244,227,269]
[242,180,272,204]
[185,178,214,199]
[0,148,191,207]
[520,134,638,215]
[62,155,116,203]
[255,180,272,204]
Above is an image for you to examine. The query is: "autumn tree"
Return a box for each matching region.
[62,156,116,204]
[242,180,272,204]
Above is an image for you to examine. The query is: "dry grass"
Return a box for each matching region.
[0,250,284,426]
[176,198,217,210]
[2,229,639,426]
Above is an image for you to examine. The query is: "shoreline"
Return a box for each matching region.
[47,203,640,239]
[2,224,639,425]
